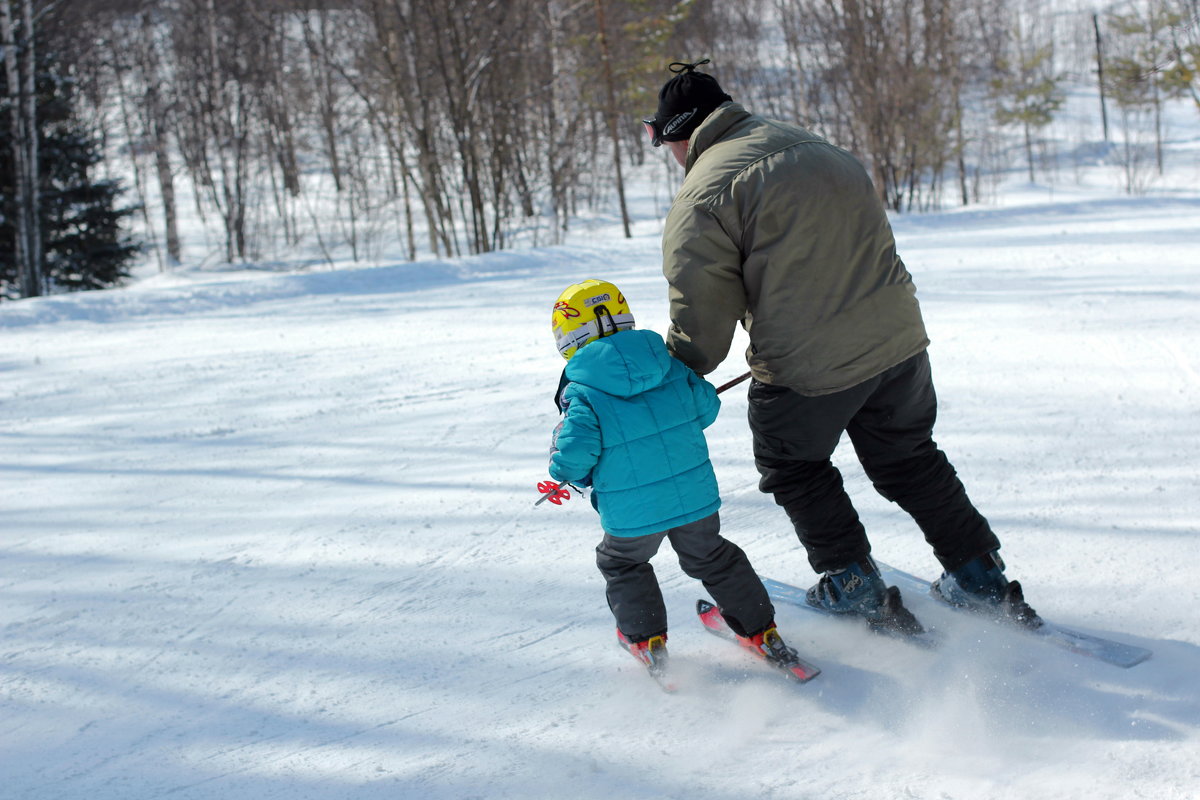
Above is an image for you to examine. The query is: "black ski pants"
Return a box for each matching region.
[749,350,999,574]
[595,512,773,641]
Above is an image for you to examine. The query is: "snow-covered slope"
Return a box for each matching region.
[3,166,1200,797]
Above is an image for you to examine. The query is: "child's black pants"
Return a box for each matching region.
[595,512,773,641]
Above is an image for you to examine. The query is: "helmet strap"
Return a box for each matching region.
[594,304,616,338]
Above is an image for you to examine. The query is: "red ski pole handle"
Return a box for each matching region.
[535,480,572,506]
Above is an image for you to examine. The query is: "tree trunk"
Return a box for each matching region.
[152,108,181,265]
[1093,13,1110,142]
[593,0,631,239]
[125,10,181,266]
[18,0,39,294]
[2,0,41,297]
[2,0,34,296]
[301,11,344,193]
[1024,120,1035,183]
[116,71,162,270]
[202,0,244,262]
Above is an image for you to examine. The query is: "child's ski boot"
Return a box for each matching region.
[616,629,676,692]
[735,624,821,683]
[696,601,822,682]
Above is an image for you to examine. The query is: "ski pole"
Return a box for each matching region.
[715,371,751,394]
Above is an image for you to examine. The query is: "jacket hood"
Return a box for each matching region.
[564,329,672,399]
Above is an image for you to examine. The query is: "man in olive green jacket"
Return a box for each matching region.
[644,61,1041,632]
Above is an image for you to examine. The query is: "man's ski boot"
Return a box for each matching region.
[807,557,926,637]
[735,623,821,682]
[930,550,1043,629]
[616,629,676,692]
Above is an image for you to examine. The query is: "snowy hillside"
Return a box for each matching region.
[3,141,1200,796]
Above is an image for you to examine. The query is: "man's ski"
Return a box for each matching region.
[877,561,1152,668]
[764,563,1152,668]
[760,577,940,649]
[696,600,821,683]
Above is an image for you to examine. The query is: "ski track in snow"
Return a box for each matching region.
[2,175,1200,797]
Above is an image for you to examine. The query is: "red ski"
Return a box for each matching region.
[696,600,821,683]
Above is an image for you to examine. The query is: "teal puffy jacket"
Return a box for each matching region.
[549,328,721,537]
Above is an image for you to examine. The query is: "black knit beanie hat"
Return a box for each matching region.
[644,59,732,147]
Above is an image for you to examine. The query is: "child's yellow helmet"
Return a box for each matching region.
[552,279,635,360]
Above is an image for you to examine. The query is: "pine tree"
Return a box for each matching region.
[991,41,1064,184]
[1,38,140,299]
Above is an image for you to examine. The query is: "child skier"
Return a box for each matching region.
[547,279,813,687]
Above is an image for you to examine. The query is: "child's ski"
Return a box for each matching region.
[696,600,821,683]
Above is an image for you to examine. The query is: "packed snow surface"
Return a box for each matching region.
[3,168,1199,798]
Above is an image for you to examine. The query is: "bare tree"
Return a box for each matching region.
[100,5,182,267]
[593,0,631,238]
[782,0,973,210]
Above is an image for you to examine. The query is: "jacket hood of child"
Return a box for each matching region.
[551,328,721,537]
[563,328,672,397]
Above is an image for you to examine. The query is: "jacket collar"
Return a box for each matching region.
[686,101,752,172]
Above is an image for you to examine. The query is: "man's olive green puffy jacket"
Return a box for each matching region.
[662,102,929,396]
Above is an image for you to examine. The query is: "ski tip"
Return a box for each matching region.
[1111,651,1153,669]
[1129,651,1153,668]
[646,664,679,693]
